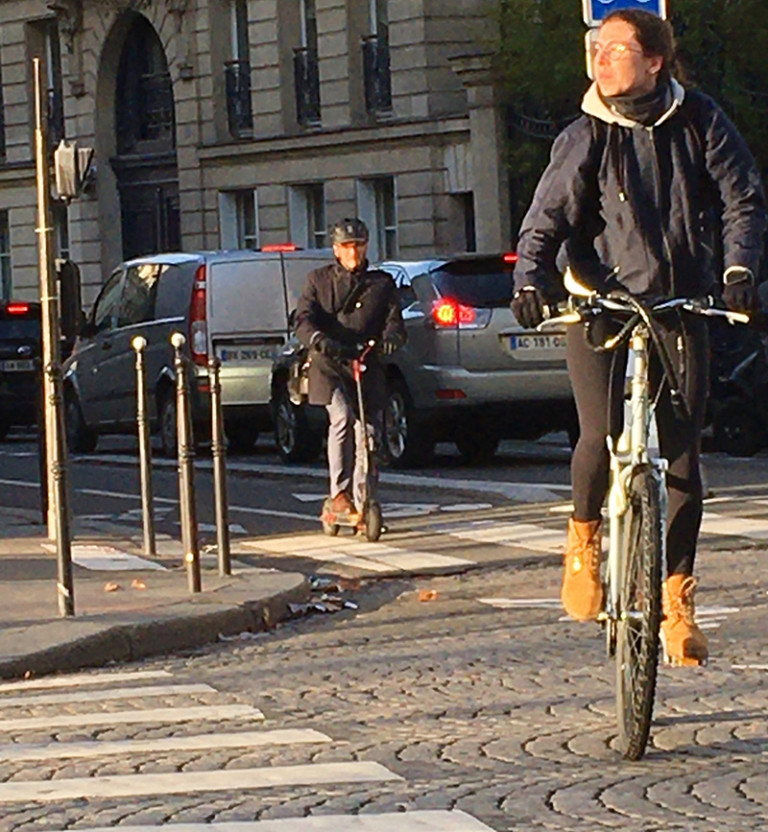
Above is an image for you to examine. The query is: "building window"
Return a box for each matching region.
[363,0,391,115]
[52,202,69,260]
[45,20,64,147]
[218,190,259,250]
[357,176,397,262]
[0,211,12,300]
[289,184,326,249]
[294,0,320,127]
[225,0,253,138]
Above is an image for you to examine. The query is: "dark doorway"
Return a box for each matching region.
[112,15,180,260]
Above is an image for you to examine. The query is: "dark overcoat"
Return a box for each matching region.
[294,261,406,412]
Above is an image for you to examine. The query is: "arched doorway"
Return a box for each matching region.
[111,15,180,260]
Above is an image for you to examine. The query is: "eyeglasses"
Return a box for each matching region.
[590,41,643,62]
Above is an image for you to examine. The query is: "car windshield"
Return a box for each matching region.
[430,258,514,308]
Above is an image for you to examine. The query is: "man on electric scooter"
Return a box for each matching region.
[295,218,406,523]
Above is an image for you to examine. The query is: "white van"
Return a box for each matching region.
[63,247,332,455]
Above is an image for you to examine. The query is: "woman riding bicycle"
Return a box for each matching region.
[511,10,766,665]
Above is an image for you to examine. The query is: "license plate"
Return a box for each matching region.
[508,333,566,358]
[0,359,34,372]
[217,345,281,363]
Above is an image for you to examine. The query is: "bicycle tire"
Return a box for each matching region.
[616,464,663,760]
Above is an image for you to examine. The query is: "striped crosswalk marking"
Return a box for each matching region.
[444,521,563,553]
[0,683,215,707]
[0,761,401,802]
[40,811,496,831]
[41,542,168,571]
[0,669,172,693]
[0,729,331,761]
[0,704,263,732]
[246,536,473,572]
[700,512,768,540]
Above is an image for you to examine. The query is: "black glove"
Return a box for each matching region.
[510,286,547,329]
[722,271,756,314]
[379,338,400,356]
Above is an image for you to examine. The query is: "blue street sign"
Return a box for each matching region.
[583,0,667,26]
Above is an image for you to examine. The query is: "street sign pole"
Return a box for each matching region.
[33,57,75,617]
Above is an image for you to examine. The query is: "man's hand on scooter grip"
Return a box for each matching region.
[378,338,400,356]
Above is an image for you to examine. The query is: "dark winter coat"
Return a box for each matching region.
[514,80,767,301]
[294,261,406,412]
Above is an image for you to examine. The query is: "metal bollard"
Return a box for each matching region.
[132,336,156,557]
[171,332,201,593]
[209,356,231,575]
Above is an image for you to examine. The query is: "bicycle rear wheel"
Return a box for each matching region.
[616,464,663,760]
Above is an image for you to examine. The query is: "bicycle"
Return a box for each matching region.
[542,269,748,760]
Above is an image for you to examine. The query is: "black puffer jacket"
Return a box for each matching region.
[514,80,767,300]
[295,261,406,411]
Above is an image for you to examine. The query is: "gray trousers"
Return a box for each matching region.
[326,387,380,510]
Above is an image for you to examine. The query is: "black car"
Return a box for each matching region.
[0,300,42,440]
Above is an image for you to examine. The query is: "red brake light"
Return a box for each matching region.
[6,302,30,315]
[432,299,476,327]
[503,252,519,263]
[261,243,300,252]
[189,265,208,366]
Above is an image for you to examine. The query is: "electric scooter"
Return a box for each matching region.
[320,340,383,542]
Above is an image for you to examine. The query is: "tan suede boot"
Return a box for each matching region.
[661,574,708,666]
[562,518,604,621]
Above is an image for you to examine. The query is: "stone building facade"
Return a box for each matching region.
[0,0,510,304]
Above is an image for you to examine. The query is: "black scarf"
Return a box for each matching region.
[601,79,672,127]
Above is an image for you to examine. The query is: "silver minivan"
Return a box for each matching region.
[63,247,331,455]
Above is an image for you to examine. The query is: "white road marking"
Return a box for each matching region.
[700,513,768,540]
[479,597,561,610]
[0,761,401,802]
[199,522,248,535]
[380,503,440,518]
[441,503,494,513]
[41,811,496,831]
[0,669,172,693]
[444,521,564,553]
[0,683,216,708]
[0,729,331,761]
[40,543,168,571]
[733,664,768,671]
[292,493,327,502]
[0,477,38,488]
[246,536,474,572]
[0,704,263,732]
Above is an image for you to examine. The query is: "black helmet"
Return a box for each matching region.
[330,218,369,245]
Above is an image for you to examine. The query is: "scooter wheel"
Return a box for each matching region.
[322,519,340,536]
[365,502,383,542]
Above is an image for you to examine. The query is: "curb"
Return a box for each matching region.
[0,575,309,681]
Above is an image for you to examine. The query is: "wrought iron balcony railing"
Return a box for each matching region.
[293,47,321,127]
[225,60,254,138]
[362,34,392,115]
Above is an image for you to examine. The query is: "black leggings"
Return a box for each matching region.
[567,315,709,576]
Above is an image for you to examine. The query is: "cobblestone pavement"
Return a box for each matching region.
[0,515,766,832]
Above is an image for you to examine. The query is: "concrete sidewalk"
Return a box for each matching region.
[0,506,309,681]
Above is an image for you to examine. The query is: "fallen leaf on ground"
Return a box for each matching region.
[103,581,121,593]
[418,589,438,602]
[131,579,147,590]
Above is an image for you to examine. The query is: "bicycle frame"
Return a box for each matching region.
[603,324,668,632]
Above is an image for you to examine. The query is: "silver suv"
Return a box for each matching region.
[271,253,575,467]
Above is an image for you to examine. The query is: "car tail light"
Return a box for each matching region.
[431,298,491,330]
[261,243,300,252]
[503,252,519,264]
[6,302,30,315]
[189,265,208,366]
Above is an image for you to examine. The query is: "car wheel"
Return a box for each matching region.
[226,422,258,454]
[455,432,499,465]
[159,393,177,457]
[64,390,98,453]
[713,397,765,457]
[382,379,434,468]
[273,383,322,463]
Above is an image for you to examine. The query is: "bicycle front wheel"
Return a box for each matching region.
[616,465,663,760]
